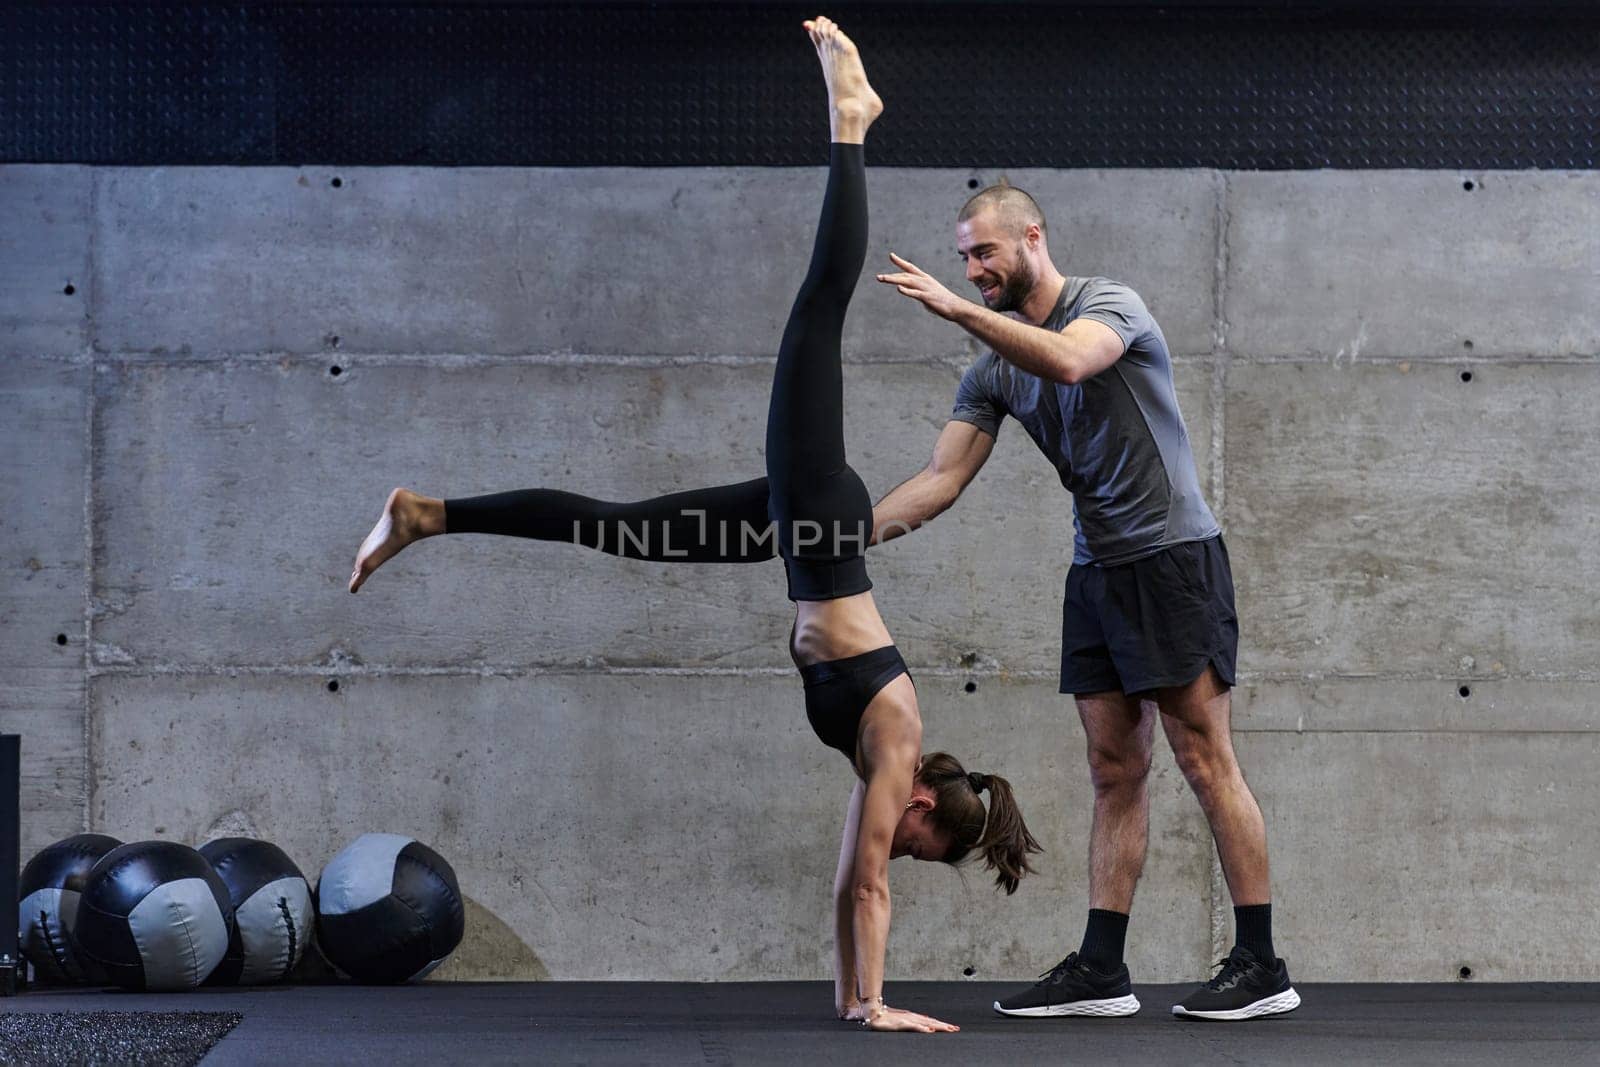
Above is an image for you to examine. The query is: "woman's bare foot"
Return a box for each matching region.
[804,16,883,144]
[349,488,445,593]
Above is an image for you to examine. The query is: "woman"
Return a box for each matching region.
[349,17,1039,1033]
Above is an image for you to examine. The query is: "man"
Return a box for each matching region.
[871,183,1299,1021]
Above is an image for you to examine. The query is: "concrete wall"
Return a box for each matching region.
[3,163,1597,983]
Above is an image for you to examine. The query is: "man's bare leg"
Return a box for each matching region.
[349,488,445,593]
[1154,667,1270,906]
[1065,690,1154,985]
[1161,666,1297,1019]
[1078,692,1156,915]
[992,690,1150,1017]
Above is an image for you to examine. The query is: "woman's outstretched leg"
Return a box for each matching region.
[810,16,883,146]
[349,488,442,592]
[348,478,774,593]
[766,18,883,598]
[351,22,885,599]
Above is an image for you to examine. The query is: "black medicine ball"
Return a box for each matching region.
[199,837,314,985]
[316,833,465,984]
[18,833,122,984]
[71,841,233,991]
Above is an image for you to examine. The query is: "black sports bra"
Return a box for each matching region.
[797,645,912,762]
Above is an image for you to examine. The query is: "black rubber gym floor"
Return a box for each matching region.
[4,982,1598,1065]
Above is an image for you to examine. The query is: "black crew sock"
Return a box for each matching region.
[1233,903,1275,963]
[1077,909,1129,972]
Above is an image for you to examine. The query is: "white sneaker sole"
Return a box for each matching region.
[1171,986,1301,1021]
[994,994,1142,1018]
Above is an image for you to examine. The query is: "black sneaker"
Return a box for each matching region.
[1171,946,1301,1021]
[993,952,1141,1017]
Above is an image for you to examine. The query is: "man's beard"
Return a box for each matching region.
[982,249,1036,314]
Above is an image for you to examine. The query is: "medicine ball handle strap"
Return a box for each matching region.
[40,912,79,981]
[278,897,298,983]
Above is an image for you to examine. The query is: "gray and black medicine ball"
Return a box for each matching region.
[71,841,233,991]
[316,833,465,984]
[199,837,314,985]
[18,833,123,984]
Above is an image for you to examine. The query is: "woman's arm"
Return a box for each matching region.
[832,781,865,1018]
[848,753,908,1011]
[843,702,957,1033]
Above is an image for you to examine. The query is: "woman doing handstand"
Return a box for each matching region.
[349,16,1039,1033]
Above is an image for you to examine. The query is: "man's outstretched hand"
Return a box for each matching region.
[877,253,967,321]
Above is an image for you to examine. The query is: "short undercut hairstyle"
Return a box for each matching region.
[958,180,1047,239]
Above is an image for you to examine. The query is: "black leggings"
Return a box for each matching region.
[446,144,873,601]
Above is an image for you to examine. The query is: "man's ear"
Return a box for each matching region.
[909,794,935,814]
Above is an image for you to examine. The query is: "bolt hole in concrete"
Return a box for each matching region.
[1459,965,1474,981]
[967,178,979,189]
[329,365,343,377]
[331,177,343,188]
[962,966,976,977]
[54,633,68,645]
[964,681,978,694]
[1459,685,1471,699]
[1462,179,1475,191]
[63,283,76,295]
[327,679,340,693]
[1460,370,1473,383]
[1462,339,1473,350]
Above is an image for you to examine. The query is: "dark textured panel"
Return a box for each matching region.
[1,6,277,162]
[0,1011,241,1067]
[1,4,1596,168]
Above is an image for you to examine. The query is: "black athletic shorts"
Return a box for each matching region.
[1059,534,1238,696]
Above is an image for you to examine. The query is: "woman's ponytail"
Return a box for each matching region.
[972,771,1041,895]
[920,753,1042,894]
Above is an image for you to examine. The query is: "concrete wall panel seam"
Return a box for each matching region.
[1241,671,1600,683]
[1235,728,1600,737]
[80,349,1225,370]
[1206,169,1230,974]
[0,353,94,365]
[1218,353,1599,366]
[82,355,97,833]
[1212,169,1229,356]
[87,170,100,356]
[84,351,986,370]
[81,663,1068,680]
[1209,359,1227,524]
[82,664,1600,683]
[69,350,1597,368]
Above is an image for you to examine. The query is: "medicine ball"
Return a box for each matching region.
[199,837,314,985]
[18,833,122,984]
[316,833,465,983]
[71,841,233,991]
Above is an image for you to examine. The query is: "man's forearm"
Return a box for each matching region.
[950,301,1079,384]
[871,469,956,545]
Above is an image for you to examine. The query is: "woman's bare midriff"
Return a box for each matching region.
[789,591,896,667]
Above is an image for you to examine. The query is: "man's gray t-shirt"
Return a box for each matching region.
[952,276,1218,566]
